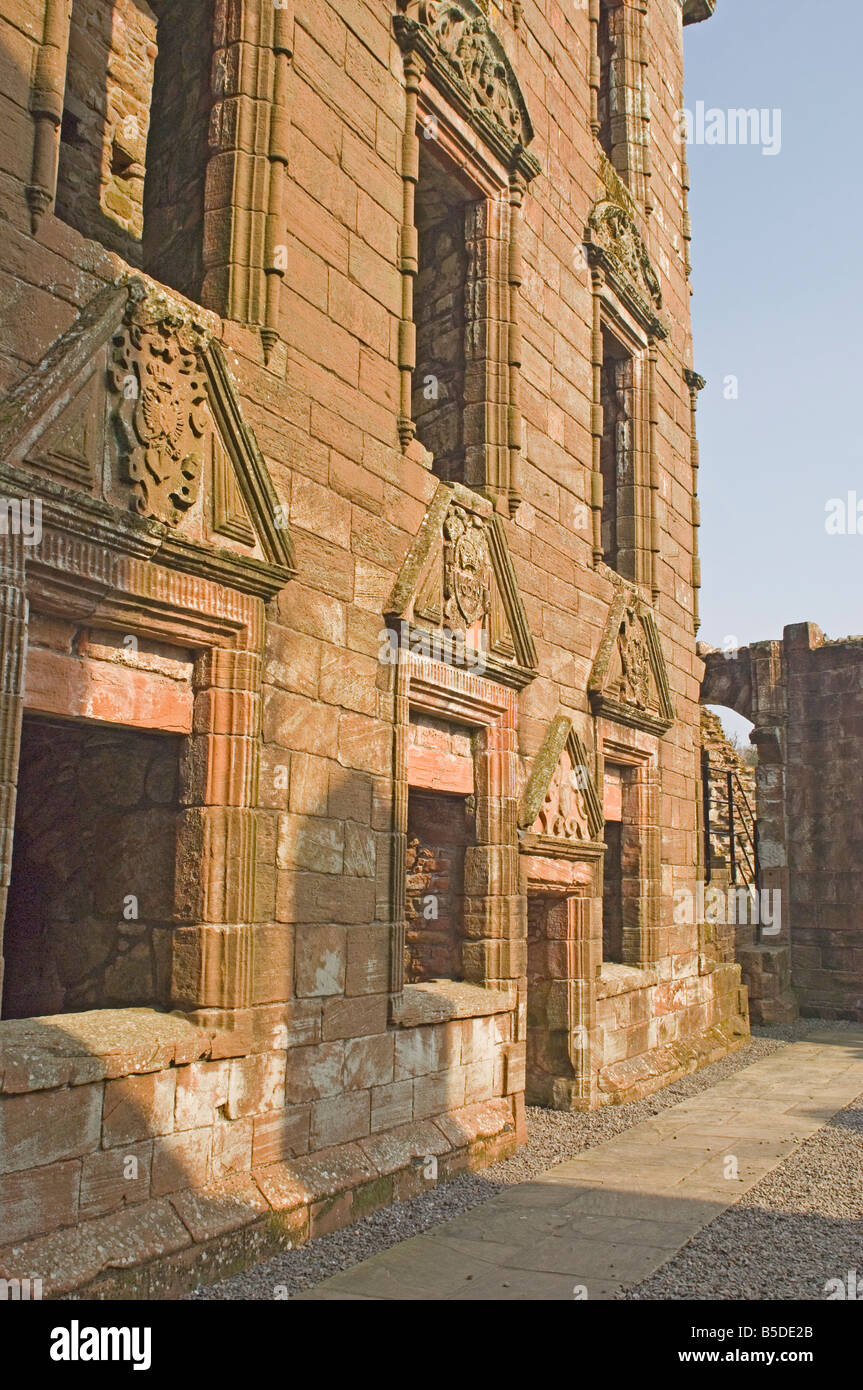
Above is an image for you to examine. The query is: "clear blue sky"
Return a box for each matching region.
[683,0,863,682]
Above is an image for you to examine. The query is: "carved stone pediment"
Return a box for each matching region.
[585,199,666,338]
[519,715,604,846]
[589,587,675,735]
[394,0,539,175]
[0,279,294,598]
[386,481,537,689]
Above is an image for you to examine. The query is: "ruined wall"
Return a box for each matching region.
[702,624,863,1022]
[0,0,746,1295]
[784,625,863,1019]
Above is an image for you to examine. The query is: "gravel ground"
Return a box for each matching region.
[191,1025,816,1300]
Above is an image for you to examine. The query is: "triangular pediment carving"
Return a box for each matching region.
[519,715,604,845]
[386,481,537,689]
[0,279,294,596]
[589,587,675,735]
[394,0,540,177]
[585,199,667,339]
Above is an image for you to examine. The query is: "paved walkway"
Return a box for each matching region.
[295,1028,863,1300]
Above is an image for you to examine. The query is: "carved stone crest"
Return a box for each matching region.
[535,748,592,841]
[394,0,534,156]
[585,200,665,336]
[443,503,492,630]
[588,586,675,736]
[110,287,210,525]
[618,604,652,710]
[589,201,662,308]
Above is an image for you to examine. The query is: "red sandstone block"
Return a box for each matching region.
[170,1175,269,1243]
[358,1119,450,1177]
[394,1023,460,1080]
[80,1141,152,1220]
[103,1071,176,1148]
[251,1107,311,1167]
[322,993,388,1042]
[291,472,353,549]
[0,1160,81,1244]
[413,1068,466,1121]
[310,1090,371,1149]
[370,1079,414,1133]
[310,1190,354,1240]
[174,1061,231,1133]
[226,1053,288,1120]
[337,710,392,776]
[345,923,390,996]
[294,923,347,996]
[0,1084,102,1175]
[210,1118,253,1181]
[0,1199,192,1298]
[151,1128,212,1198]
[284,1041,345,1105]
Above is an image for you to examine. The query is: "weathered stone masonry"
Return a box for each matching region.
[0,0,744,1296]
[702,623,863,1025]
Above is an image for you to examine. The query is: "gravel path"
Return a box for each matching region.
[192,1027,808,1300]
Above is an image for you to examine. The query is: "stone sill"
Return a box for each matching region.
[0,1007,212,1094]
[596,963,660,998]
[393,980,515,1028]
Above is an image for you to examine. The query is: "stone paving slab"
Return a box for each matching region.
[293,1029,863,1301]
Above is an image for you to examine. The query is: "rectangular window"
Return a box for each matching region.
[597,0,616,163]
[412,143,475,485]
[2,713,181,1019]
[56,0,211,302]
[599,325,636,576]
[405,787,475,984]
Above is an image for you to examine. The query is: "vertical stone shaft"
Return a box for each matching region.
[398,54,422,451]
[590,269,605,565]
[27,0,72,233]
[588,0,601,138]
[685,368,706,633]
[263,4,294,362]
[648,338,660,603]
[507,170,525,516]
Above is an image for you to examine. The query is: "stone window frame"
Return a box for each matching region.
[0,520,280,1030]
[0,281,295,1030]
[393,0,540,516]
[598,723,661,969]
[590,279,658,599]
[26,0,294,364]
[589,0,653,215]
[390,652,522,1019]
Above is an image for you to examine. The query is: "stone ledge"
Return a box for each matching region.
[0,1009,212,1094]
[393,980,515,1028]
[596,964,660,998]
[0,1100,519,1299]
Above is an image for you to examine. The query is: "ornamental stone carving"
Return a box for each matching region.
[394,0,536,161]
[618,604,652,710]
[443,502,492,630]
[110,287,211,525]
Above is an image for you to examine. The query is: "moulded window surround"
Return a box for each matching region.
[55,0,212,302]
[393,1,540,515]
[595,311,653,591]
[599,738,660,968]
[591,0,652,213]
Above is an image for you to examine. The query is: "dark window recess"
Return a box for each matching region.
[55,0,212,303]
[412,144,476,484]
[1,714,181,1020]
[404,788,475,984]
[599,325,634,575]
